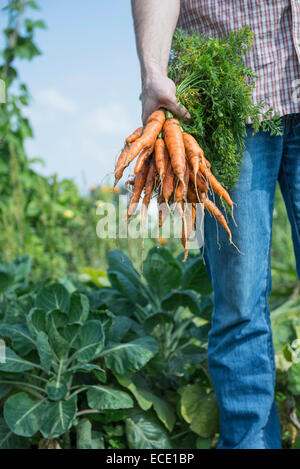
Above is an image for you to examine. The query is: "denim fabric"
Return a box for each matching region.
[203,113,300,449]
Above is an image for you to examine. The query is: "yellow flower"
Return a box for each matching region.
[63,209,74,219]
[101,186,112,193]
[156,237,167,245]
[89,185,97,192]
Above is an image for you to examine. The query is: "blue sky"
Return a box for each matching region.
[16,0,141,190]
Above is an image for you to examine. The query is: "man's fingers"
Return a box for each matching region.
[166,99,191,121]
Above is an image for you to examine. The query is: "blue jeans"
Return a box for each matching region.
[204,113,300,449]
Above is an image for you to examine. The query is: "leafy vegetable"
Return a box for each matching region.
[169,27,283,189]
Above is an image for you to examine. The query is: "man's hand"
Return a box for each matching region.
[142,70,190,124]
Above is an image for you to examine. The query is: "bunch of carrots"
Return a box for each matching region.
[113,109,235,260]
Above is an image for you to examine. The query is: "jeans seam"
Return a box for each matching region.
[261,198,277,450]
[281,159,300,244]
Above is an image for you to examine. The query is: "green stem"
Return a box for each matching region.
[76,409,102,417]
[68,386,88,400]
[0,380,46,397]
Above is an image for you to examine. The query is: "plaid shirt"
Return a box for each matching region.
[178,0,300,118]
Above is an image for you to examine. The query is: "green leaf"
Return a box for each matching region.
[36,283,70,313]
[4,392,45,437]
[181,384,219,438]
[102,337,158,374]
[41,397,77,438]
[143,247,182,297]
[68,363,105,377]
[46,377,68,401]
[181,256,212,294]
[36,331,52,374]
[162,290,202,315]
[108,271,146,306]
[74,320,104,363]
[47,312,69,358]
[288,362,300,395]
[0,347,35,373]
[115,374,153,411]
[89,289,135,317]
[0,323,35,356]
[139,390,176,432]
[76,418,105,449]
[68,293,89,325]
[0,383,12,400]
[125,414,172,449]
[111,316,132,342]
[0,418,29,449]
[181,383,206,423]
[108,250,142,289]
[83,267,110,288]
[26,308,46,337]
[0,262,14,293]
[196,437,211,449]
[87,385,133,410]
[144,312,173,332]
[11,255,32,284]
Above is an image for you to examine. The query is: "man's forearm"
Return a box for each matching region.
[131,0,180,80]
[131,0,188,122]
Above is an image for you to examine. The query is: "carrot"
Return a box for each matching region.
[183,132,212,169]
[183,132,203,172]
[125,110,165,166]
[162,160,175,203]
[127,159,150,219]
[182,203,196,261]
[175,163,189,203]
[203,197,232,241]
[189,170,208,194]
[187,181,207,203]
[198,162,233,207]
[126,126,143,144]
[141,157,157,217]
[204,157,211,169]
[114,144,130,188]
[134,143,154,175]
[163,118,186,186]
[157,194,168,228]
[155,138,169,181]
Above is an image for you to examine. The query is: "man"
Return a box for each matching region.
[131,1,300,449]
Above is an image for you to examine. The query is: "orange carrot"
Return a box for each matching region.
[155,138,169,181]
[189,170,208,194]
[183,132,203,174]
[162,160,175,203]
[114,144,130,188]
[126,126,143,144]
[203,197,232,241]
[127,159,150,219]
[134,143,154,175]
[125,110,165,166]
[163,118,186,186]
[175,163,189,203]
[182,203,196,261]
[198,162,233,207]
[142,157,157,212]
[187,181,207,203]
[157,194,168,228]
